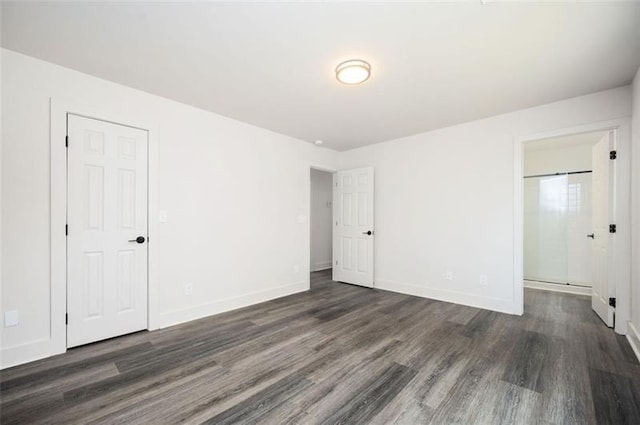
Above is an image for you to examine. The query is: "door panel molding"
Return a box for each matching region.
[333,167,374,287]
[50,98,160,358]
[66,114,149,347]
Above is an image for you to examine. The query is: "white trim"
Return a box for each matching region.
[514,118,632,333]
[375,278,518,315]
[48,98,160,361]
[524,280,591,296]
[158,281,307,328]
[310,162,338,174]
[626,322,640,363]
[312,261,332,272]
[0,339,51,370]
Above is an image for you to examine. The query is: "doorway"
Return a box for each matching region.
[310,168,333,274]
[522,129,615,327]
[66,114,149,347]
[309,166,376,289]
[310,168,334,289]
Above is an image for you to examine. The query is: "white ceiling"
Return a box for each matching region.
[2,2,640,151]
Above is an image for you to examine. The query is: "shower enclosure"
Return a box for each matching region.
[523,171,592,288]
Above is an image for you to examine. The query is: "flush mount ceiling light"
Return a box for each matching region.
[335,60,371,85]
[314,140,323,146]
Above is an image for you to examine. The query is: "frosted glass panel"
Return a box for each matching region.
[524,175,568,284]
[524,173,593,287]
[567,173,592,286]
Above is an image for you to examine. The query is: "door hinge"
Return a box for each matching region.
[609,297,616,308]
[65,313,68,325]
[609,224,616,233]
[65,135,69,147]
[610,150,617,160]
[65,224,68,236]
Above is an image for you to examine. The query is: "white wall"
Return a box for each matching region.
[340,86,632,315]
[0,49,339,368]
[524,145,592,176]
[310,168,333,271]
[630,66,640,355]
[1,47,636,368]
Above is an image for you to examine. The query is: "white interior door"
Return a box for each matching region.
[333,167,374,287]
[67,114,149,348]
[590,132,614,327]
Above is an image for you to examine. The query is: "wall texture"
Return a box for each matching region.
[339,86,632,315]
[310,169,333,271]
[0,49,338,367]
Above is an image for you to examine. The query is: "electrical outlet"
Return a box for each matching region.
[445,271,453,281]
[480,274,488,286]
[184,283,193,296]
[4,310,19,327]
[159,210,168,222]
[293,264,300,273]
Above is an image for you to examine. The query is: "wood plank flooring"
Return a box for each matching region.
[2,269,639,424]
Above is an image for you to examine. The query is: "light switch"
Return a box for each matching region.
[4,310,19,327]
[297,215,306,224]
[159,210,168,223]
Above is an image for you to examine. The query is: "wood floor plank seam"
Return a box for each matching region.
[2,269,639,425]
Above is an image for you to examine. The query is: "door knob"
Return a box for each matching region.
[587,233,595,239]
[128,236,146,244]
[362,231,373,236]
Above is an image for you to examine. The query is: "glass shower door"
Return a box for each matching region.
[523,175,569,284]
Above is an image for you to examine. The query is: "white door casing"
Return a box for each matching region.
[591,132,614,327]
[67,114,149,348]
[333,167,374,288]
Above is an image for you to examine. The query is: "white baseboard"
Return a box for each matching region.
[1,338,53,370]
[158,281,308,329]
[312,261,332,272]
[524,280,591,296]
[627,322,640,363]
[375,278,517,315]
[1,281,309,370]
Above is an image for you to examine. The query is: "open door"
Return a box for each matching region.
[590,132,614,327]
[333,167,374,288]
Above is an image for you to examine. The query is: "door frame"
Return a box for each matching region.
[513,118,631,334]
[50,98,160,355]
[308,162,338,286]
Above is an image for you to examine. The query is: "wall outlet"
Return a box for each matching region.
[297,215,306,224]
[184,283,193,296]
[480,274,488,286]
[4,310,19,327]
[445,271,453,281]
[293,264,300,273]
[159,210,168,223]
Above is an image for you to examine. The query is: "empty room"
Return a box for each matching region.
[2,1,640,424]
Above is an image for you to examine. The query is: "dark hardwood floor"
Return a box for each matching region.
[2,269,639,424]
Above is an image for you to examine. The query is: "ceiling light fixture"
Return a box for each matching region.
[314,140,323,146]
[335,60,371,85]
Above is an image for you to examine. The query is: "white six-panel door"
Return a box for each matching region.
[591,132,614,327]
[67,114,149,348]
[333,167,374,287]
